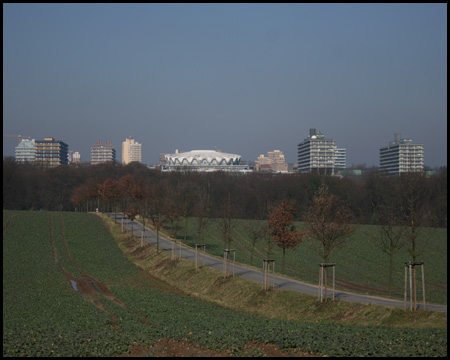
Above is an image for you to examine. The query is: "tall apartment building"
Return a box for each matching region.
[91,140,116,165]
[379,133,424,175]
[122,137,142,165]
[297,129,337,174]
[35,137,69,167]
[15,138,36,164]
[255,150,288,172]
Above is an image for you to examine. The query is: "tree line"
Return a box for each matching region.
[3,157,446,228]
[4,156,446,307]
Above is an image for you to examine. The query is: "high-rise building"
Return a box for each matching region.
[15,138,36,164]
[122,137,142,165]
[297,129,337,174]
[334,148,347,170]
[68,150,74,163]
[73,152,81,163]
[69,150,81,163]
[35,137,68,167]
[255,150,288,172]
[91,140,116,165]
[379,133,424,175]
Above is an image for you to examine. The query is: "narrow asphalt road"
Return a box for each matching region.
[108,213,447,312]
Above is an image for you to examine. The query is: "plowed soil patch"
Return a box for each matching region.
[117,338,323,357]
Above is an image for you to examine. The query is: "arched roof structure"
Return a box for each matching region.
[162,150,249,172]
[165,150,241,166]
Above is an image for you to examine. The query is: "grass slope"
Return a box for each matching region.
[108,213,447,329]
[153,216,447,305]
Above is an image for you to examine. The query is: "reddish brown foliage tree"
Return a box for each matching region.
[303,183,354,299]
[267,200,303,274]
[98,178,122,221]
[120,174,135,210]
[86,183,100,211]
[303,184,354,263]
[131,180,148,247]
[70,185,87,211]
[126,204,139,235]
[131,180,146,204]
[148,180,166,252]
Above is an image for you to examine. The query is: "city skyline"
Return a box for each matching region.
[3,4,447,167]
[9,132,433,172]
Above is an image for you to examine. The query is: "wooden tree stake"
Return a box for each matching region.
[223,249,236,278]
[263,259,275,290]
[318,263,335,302]
[195,244,206,270]
[404,261,425,311]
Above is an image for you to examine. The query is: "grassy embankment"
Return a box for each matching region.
[99,213,447,329]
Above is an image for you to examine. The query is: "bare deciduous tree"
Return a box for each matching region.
[398,172,433,310]
[371,204,405,297]
[244,220,267,266]
[148,181,165,253]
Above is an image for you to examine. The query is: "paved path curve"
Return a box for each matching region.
[108,213,447,312]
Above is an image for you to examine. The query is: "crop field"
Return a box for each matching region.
[3,211,447,357]
[172,217,447,305]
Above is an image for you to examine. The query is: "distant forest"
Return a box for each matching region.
[3,157,447,228]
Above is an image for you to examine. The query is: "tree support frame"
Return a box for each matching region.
[263,259,275,291]
[404,261,425,311]
[318,263,335,302]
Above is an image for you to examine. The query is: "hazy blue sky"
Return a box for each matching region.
[3,3,447,167]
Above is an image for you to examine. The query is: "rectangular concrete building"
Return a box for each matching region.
[297,129,336,174]
[122,137,142,165]
[91,140,116,165]
[35,137,68,167]
[379,133,424,175]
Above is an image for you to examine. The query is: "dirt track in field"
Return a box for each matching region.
[49,213,124,327]
[48,212,323,357]
[3,213,15,232]
[49,213,161,330]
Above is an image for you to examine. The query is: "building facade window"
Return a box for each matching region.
[379,133,424,175]
[297,129,344,175]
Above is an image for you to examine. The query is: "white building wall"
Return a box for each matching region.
[15,139,36,163]
[379,134,424,175]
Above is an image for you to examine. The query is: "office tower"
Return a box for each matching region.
[91,140,116,165]
[379,133,424,175]
[297,129,336,174]
[15,138,36,164]
[35,137,69,167]
[122,137,142,165]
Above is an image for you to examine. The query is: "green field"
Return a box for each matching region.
[3,211,447,357]
[167,217,447,305]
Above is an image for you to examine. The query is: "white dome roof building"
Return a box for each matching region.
[162,150,250,172]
